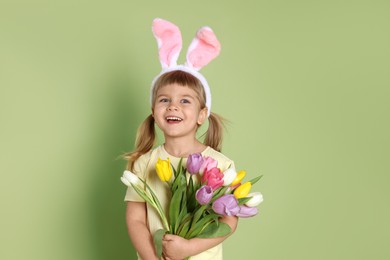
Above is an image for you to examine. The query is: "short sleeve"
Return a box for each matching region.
[124,153,150,202]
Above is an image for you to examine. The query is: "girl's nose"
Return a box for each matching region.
[167,103,179,111]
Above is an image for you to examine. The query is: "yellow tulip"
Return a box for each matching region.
[234,182,252,199]
[156,158,173,182]
[231,170,246,186]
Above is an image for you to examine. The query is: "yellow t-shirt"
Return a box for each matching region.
[124,145,235,260]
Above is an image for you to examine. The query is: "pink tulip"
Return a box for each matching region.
[212,194,240,216]
[195,185,213,205]
[202,167,224,190]
[199,156,218,175]
[236,205,258,218]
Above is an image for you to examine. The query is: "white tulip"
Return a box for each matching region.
[222,168,237,186]
[245,192,264,207]
[120,177,131,186]
[121,170,141,186]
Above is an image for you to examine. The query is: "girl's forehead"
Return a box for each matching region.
[157,83,198,96]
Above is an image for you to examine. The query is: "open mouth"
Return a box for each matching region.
[166,116,183,123]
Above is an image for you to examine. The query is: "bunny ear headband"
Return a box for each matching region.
[151,18,221,117]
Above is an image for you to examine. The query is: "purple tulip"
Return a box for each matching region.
[187,153,204,174]
[196,185,213,205]
[212,194,240,216]
[236,205,258,218]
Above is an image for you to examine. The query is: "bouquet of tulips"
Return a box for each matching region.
[121,153,263,259]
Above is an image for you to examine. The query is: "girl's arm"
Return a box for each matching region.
[126,201,159,260]
[162,216,238,260]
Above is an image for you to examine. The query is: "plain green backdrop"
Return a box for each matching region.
[1,0,389,259]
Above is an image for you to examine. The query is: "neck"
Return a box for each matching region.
[163,136,206,158]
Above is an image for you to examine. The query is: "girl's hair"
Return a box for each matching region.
[125,70,225,171]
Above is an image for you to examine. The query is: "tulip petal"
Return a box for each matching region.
[222,168,237,186]
[231,170,246,186]
[245,192,264,207]
[156,158,173,182]
[196,185,213,205]
[123,170,141,185]
[120,177,131,186]
[212,194,240,216]
[236,205,258,218]
[187,153,204,174]
[199,156,218,175]
[233,182,252,199]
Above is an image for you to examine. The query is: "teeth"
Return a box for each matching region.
[166,116,182,121]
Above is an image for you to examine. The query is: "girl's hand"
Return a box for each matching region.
[162,234,192,260]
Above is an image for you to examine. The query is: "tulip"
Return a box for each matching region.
[236,205,258,218]
[121,170,141,186]
[202,167,224,190]
[231,170,246,186]
[155,158,173,182]
[233,182,252,199]
[120,170,170,233]
[199,156,218,175]
[245,192,264,207]
[212,194,240,216]
[195,185,213,205]
[186,153,204,174]
[222,168,237,186]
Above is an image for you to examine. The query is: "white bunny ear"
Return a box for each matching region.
[152,18,182,69]
[186,26,221,70]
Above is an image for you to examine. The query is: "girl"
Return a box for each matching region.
[124,18,238,260]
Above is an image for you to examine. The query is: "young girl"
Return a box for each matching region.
[124,18,238,260]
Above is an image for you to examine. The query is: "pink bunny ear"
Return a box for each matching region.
[186,26,221,70]
[152,18,182,69]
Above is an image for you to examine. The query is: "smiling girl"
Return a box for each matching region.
[124,18,237,260]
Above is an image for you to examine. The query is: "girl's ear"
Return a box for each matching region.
[197,107,208,125]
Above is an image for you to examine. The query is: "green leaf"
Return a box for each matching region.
[133,180,170,232]
[130,184,153,204]
[172,170,186,194]
[187,214,215,238]
[211,186,229,202]
[169,185,185,233]
[171,173,181,193]
[197,222,232,238]
[153,229,166,260]
[238,196,253,205]
[177,213,192,237]
[175,202,188,234]
[186,176,198,212]
[177,158,183,174]
[171,163,178,178]
[191,204,207,227]
[248,175,263,185]
[188,175,194,195]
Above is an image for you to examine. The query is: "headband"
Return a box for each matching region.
[150,18,221,117]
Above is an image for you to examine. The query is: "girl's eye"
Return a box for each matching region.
[181,99,190,104]
[159,98,169,103]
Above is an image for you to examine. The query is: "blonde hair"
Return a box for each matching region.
[124,70,226,170]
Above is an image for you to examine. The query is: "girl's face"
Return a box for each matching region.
[152,83,207,140]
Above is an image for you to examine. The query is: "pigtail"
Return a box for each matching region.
[124,114,155,171]
[204,112,226,152]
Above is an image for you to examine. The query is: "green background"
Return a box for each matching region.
[1,0,389,259]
